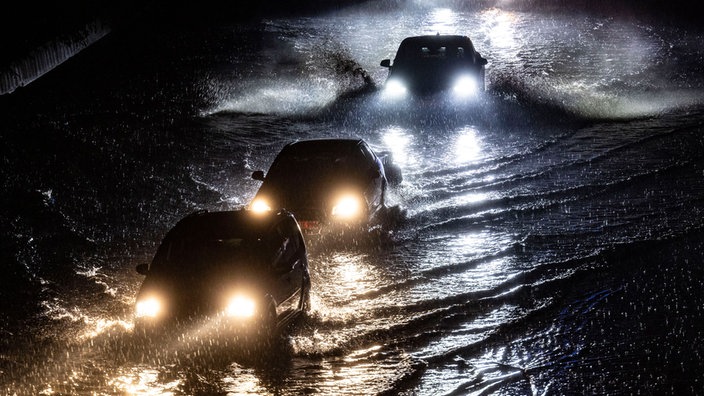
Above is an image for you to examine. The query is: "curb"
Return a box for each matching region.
[0,20,111,95]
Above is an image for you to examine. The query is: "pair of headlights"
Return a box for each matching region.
[135,295,257,319]
[249,194,363,220]
[382,74,480,99]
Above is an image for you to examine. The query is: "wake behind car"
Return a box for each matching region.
[134,208,310,341]
[380,34,488,100]
[250,138,402,234]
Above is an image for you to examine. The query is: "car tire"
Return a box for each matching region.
[300,275,311,313]
[259,295,277,341]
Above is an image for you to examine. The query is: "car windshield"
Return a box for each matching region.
[398,45,470,62]
[151,236,262,274]
[394,36,477,68]
[266,144,368,185]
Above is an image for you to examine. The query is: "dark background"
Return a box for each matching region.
[0,0,697,75]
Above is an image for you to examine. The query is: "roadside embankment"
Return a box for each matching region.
[0,20,111,95]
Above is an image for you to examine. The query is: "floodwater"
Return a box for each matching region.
[2,2,704,395]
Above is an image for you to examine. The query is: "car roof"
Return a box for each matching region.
[396,35,476,58]
[281,138,365,155]
[165,209,292,241]
[399,34,475,47]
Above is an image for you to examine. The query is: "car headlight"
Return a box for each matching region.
[250,198,272,213]
[331,194,362,219]
[382,79,407,99]
[135,297,161,318]
[452,75,479,97]
[225,295,256,318]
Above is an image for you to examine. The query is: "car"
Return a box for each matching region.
[249,138,402,233]
[380,34,488,99]
[133,208,311,340]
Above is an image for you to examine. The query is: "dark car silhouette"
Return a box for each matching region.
[250,138,402,233]
[134,208,310,339]
[380,34,488,99]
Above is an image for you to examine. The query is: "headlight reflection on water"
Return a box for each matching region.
[80,317,134,340]
[424,7,460,34]
[282,344,416,395]
[39,298,134,341]
[381,126,414,167]
[111,369,181,396]
[453,126,483,164]
[413,308,540,396]
[332,256,372,302]
[479,8,520,51]
[416,304,521,360]
[405,231,519,302]
[310,251,388,324]
[222,365,266,394]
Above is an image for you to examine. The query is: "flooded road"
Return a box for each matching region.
[2,2,704,394]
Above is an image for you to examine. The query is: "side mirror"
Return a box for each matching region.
[252,170,265,181]
[380,59,391,68]
[136,263,149,275]
[478,56,488,66]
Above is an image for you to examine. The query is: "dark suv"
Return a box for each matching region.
[250,138,402,233]
[380,34,488,98]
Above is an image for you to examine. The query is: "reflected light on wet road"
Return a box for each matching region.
[222,365,266,395]
[453,126,482,164]
[311,251,386,322]
[457,192,489,206]
[450,231,498,257]
[338,260,368,296]
[407,231,518,301]
[414,306,538,396]
[381,126,414,168]
[425,8,460,34]
[416,304,521,360]
[80,317,133,340]
[480,9,519,51]
[4,3,702,395]
[111,369,181,395]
